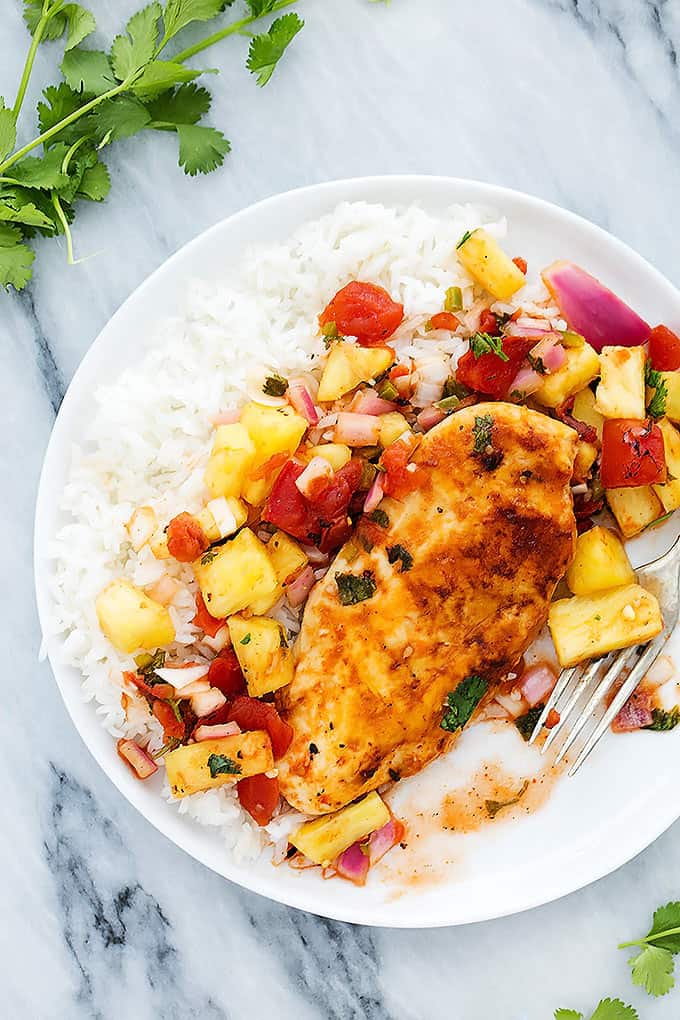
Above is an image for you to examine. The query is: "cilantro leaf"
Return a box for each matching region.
[645,360,668,419]
[23,1,95,48]
[247,13,304,87]
[177,123,230,175]
[93,95,151,142]
[146,83,211,125]
[515,703,544,741]
[132,60,204,98]
[37,84,82,136]
[0,198,55,230]
[456,228,474,249]
[262,373,288,396]
[78,161,111,201]
[245,0,283,14]
[645,707,680,731]
[111,2,162,80]
[469,331,509,361]
[207,753,241,777]
[441,675,487,732]
[472,413,494,454]
[162,0,226,41]
[629,945,675,997]
[648,901,680,952]
[0,224,34,291]
[386,544,413,572]
[61,48,115,96]
[554,1012,582,1020]
[589,1001,638,1020]
[369,509,389,527]
[0,100,16,163]
[335,570,377,606]
[9,146,70,190]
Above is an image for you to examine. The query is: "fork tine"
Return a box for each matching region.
[540,655,614,754]
[568,636,667,776]
[528,666,576,745]
[554,647,638,765]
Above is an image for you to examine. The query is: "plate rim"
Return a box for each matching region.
[34,173,680,928]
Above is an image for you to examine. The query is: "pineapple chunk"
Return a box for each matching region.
[204,423,256,500]
[549,583,663,667]
[595,345,646,420]
[455,228,525,301]
[166,731,273,798]
[249,531,309,614]
[659,372,680,423]
[149,530,171,559]
[606,486,663,538]
[193,527,278,618]
[378,412,410,448]
[572,387,604,441]
[573,440,598,482]
[566,526,635,595]
[125,506,157,552]
[653,418,680,512]
[290,791,390,865]
[240,403,307,505]
[305,443,352,471]
[317,342,394,402]
[96,579,175,653]
[195,497,248,543]
[228,615,294,697]
[534,342,600,408]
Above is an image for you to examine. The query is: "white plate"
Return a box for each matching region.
[34,175,680,928]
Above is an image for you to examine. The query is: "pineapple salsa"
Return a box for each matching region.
[97,225,680,885]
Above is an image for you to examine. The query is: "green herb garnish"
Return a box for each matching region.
[240,633,251,645]
[645,707,680,731]
[386,544,413,572]
[619,900,680,997]
[643,510,675,531]
[645,361,668,419]
[135,648,166,674]
[554,999,638,1019]
[440,675,487,732]
[335,570,377,606]
[469,332,509,362]
[369,509,389,527]
[485,779,529,819]
[456,229,474,249]
[442,377,470,400]
[514,704,544,741]
[445,285,463,312]
[262,373,288,397]
[527,353,547,375]
[207,753,242,778]
[201,548,218,565]
[472,413,494,454]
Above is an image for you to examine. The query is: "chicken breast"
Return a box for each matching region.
[277,402,577,815]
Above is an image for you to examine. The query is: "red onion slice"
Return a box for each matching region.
[363,472,385,513]
[286,565,316,607]
[287,378,321,425]
[335,841,370,885]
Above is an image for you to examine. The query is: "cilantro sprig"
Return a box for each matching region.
[440,675,487,732]
[554,1000,637,1020]
[469,331,509,361]
[645,360,668,419]
[0,0,304,291]
[619,901,680,997]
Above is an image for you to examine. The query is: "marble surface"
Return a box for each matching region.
[4,0,680,1016]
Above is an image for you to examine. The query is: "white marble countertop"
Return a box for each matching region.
[4,0,680,1016]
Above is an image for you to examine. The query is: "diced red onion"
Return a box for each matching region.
[519,663,558,708]
[335,841,370,885]
[194,721,241,742]
[287,378,320,425]
[313,567,328,581]
[145,574,181,606]
[529,334,566,373]
[295,456,333,498]
[367,818,404,865]
[393,374,412,397]
[191,688,227,717]
[299,543,329,565]
[612,689,654,732]
[117,738,158,780]
[349,390,399,415]
[334,412,381,447]
[316,412,338,429]
[508,365,544,397]
[483,702,512,720]
[495,690,529,719]
[363,472,385,513]
[286,565,316,607]
[209,408,241,425]
[417,405,447,431]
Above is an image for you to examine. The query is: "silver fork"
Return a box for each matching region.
[528,533,680,775]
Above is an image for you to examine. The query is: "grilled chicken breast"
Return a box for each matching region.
[277,402,577,815]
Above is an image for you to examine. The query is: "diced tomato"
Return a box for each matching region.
[648,324,680,372]
[237,773,280,826]
[123,670,175,701]
[263,458,362,549]
[429,311,460,332]
[545,708,560,729]
[318,515,353,553]
[166,512,209,562]
[192,592,226,638]
[152,699,185,741]
[192,703,231,732]
[381,441,419,499]
[600,419,667,488]
[389,363,410,380]
[208,649,246,698]
[262,460,317,542]
[312,459,362,519]
[512,256,528,275]
[319,281,403,346]
[478,309,500,335]
[227,695,293,758]
[555,397,599,444]
[456,335,534,399]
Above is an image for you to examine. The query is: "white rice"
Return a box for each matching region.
[46,200,553,862]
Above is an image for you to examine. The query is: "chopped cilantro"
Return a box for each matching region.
[485,779,529,819]
[201,548,218,565]
[442,377,470,399]
[386,544,413,572]
[240,633,252,645]
[469,332,509,362]
[369,509,389,527]
[645,361,668,419]
[456,229,474,249]
[527,353,547,375]
[135,649,166,674]
[262,373,288,397]
[335,570,377,606]
[645,707,680,731]
[207,753,242,778]
[515,704,544,741]
[472,413,494,454]
[440,675,487,732]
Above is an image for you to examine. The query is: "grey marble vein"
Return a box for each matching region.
[5,0,680,1017]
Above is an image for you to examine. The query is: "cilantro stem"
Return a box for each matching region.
[12,0,64,120]
[172,0,297,62]
[50,192,76,264]
[618,924,680,950]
